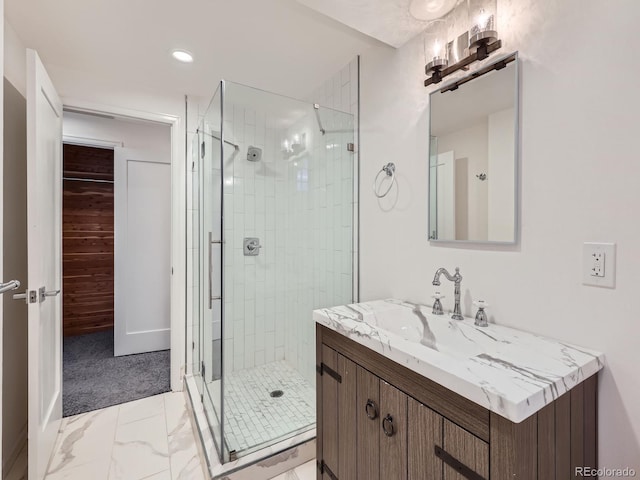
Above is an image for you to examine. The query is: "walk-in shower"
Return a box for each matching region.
[187,77,357,472]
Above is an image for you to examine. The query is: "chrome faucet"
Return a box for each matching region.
[432,267,464,320]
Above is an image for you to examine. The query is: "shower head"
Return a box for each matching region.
[247,146,262,162]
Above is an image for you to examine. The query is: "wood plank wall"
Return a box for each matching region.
[63,144,115,337]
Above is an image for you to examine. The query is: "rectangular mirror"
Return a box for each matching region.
[428,52,518,244]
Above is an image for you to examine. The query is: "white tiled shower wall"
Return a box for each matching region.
[221,101,289,374]
[186,57,359,387]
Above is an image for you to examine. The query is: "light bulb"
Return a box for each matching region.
[477,9,489,30]
[432,40,441,57]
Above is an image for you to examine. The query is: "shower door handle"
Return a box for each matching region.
[208,232,222,309]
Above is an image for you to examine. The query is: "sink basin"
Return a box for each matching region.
[359,300,486,359]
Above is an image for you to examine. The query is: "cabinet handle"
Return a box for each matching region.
[365,399,378,420]
[382,414,395,437]
[434,446,486,480]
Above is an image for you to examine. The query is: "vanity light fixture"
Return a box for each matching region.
[423,0,501,87]
[468,0,498,60]
[171,49,194,63]
[424,19,449,83]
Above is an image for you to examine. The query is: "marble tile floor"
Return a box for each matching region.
[3,390,316,480]
[268,460,316,480]
[42,392,206,480]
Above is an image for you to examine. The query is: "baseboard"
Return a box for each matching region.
[3,423,27,477]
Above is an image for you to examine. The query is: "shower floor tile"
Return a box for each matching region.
[223,360,315,455]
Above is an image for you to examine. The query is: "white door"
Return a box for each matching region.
[26,49,63,480]
[114,148,171,356]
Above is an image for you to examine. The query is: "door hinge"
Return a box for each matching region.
[347,142,355,152]
[192,341,195,351]
[201,141,205,159]
[318,460,338,480]
[317,363,342,383]
[201,360,205,380]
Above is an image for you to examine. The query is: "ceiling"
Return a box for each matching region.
[5,0,383,101]
[294,0,432,48]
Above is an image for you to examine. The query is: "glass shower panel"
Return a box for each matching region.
[220,81,354,461]
[191,131,203,395]
[199,84,224,458]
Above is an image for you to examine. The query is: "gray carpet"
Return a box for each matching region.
[63,330,170,417]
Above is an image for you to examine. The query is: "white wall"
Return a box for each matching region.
[63,111,171,151]
[359,0,640,469]
[4,19,24,97]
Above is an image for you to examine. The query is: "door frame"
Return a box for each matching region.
[59,99,185,391]
[0,1,4,475]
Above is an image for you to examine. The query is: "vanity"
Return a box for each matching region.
[314,299,604,480]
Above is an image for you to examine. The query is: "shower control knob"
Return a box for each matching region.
[243,237,262,256]
[247,241,261,251]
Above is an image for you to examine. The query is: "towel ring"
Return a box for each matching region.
[373,163,396,198]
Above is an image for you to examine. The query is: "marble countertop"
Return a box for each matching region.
[313,299,605,423]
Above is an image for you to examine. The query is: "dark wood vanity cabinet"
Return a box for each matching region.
[316,324,598,480]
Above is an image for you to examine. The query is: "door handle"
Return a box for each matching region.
[13,290,38,304]
[208,233,222,309]
[382,414,395,437]
[365,399,379,420]
[39,287,61,303]
[0,280,20,294]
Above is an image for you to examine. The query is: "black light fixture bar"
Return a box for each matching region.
[439,52,516,93]
[424,39,502,87]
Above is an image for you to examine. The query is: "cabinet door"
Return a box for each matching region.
[380,381,408,480]
[337,354,358,480]
[443,419,489,480]
[356,366,380,480]
[408,398,444,480]
[320,345,339,479]
[319,345,358,480]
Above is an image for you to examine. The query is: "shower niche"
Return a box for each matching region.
[187,79,357,470]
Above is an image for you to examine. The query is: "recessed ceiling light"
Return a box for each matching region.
[172,50,194,63]
[409,0,457,21]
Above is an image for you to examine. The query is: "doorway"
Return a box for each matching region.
[61,112,172,417]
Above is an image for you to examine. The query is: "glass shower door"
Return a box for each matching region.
[199,84,225,459]
[220,81,355,460]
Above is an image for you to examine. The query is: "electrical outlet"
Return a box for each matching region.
[583,243,616,288]
[590,252,605,277]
